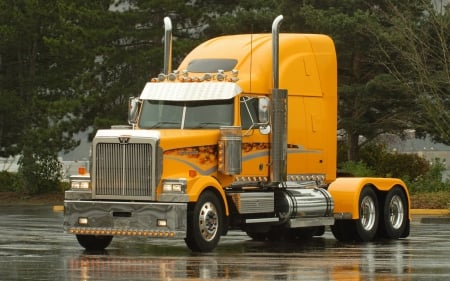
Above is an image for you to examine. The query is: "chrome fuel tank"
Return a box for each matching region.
[275,185,334,221]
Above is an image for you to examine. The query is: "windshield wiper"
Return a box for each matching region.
[195,122,229,128]
[149,121,180,128]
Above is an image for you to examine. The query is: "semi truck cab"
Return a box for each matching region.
[64,15,410,252]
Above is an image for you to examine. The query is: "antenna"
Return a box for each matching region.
[249,33,253,94]
[249,24,254,94]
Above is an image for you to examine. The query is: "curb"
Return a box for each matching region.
[420,217,450,224]
[53,205,64,212]
[410,209,450,216]
[410,209,450,224]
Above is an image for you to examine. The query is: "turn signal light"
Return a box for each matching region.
[78,167,87,175]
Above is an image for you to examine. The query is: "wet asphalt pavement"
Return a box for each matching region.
[0,205,449,281]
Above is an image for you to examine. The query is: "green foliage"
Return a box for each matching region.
[372,0,450,145]
[0,171,20,192]
[348,140,450,193]
[18,152,62,194]
[359,143,429,180]
[376,153,430,180]
[1,0,449,194]
[339,142,433,186]
[339,161,375,177]
[405,159,450,193]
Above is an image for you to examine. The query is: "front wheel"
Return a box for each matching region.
[246,232,267,241]
[76,235,113,251]
[379,186,408,239]
[185,190,223,252]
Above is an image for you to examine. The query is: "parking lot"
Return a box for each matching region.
[0,205,449,280]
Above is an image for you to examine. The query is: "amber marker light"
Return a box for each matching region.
[78,167,87,175]
[189,170,197,178]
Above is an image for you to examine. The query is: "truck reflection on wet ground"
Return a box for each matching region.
[1,206,450,280]
[66,234,415,281]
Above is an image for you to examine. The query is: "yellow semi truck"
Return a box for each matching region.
[64,15,410,252]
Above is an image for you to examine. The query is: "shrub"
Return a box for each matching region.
[339,161,375,177]
[376,153,429,180]
[18,153,63,194]
[0,171,20,192]
[359,143,429,180]
[338,142,443,194]
[405,159,450,193]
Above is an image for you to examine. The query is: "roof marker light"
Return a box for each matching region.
[168,73,177,81]
[203,73,212,81]
[157,73,166,81]
[217,69,225,81]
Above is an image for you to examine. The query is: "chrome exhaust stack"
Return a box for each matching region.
[163,17,173,74]
[272,15,283,89]
[270,15,288,184]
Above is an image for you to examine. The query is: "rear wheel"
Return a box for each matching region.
[331,220,356,242]
[379,186,408,239]
[185,190,223,252]
[76,235,113,251]
[331,186,379,242]
[356,187,379,241]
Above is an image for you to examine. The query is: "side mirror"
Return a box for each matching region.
[258,97,271,134]
[258,97,270,123]
[128,97,141,125]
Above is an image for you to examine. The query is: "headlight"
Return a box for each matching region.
[162,179,186,193]
[70,175,91,190]
[71,181,90,189]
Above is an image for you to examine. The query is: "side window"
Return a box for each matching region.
[240,96,259,129]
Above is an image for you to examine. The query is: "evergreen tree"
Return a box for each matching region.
[0,0,117,193]
[371,0,450,145]
[279,0,416,161]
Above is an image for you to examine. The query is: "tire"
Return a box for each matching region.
[331,187,379,242]
[313,226,326,237]
[286,227,318,241]
[266,226,288,241]
[379,186,408,239]
[76,235,113,251]
[331,220,356,242]
[185,190,223,252]
[246,232,267,241]
[355,187,379,241]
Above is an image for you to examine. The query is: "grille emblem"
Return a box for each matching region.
[119,136,130,144]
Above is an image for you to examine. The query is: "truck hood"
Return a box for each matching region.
[158,129,220,151]
[95,129,220,151]
[95,129,160,140]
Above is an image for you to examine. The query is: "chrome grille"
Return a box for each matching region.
[94,143,152,198]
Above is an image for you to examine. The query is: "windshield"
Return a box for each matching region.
[139,99,234,129]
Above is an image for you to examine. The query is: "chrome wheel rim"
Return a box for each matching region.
[389,195,405,229]
[360,196,376,231]
[198,202,218,241]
